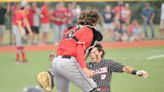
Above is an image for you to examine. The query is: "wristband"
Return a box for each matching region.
[131,70,137,75]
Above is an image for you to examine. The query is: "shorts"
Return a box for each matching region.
[104,23,115,31]
[32,26,39,34]
[25,26,39,34]
[40,23,50,33]
[0,25,5,34]
[160,19,164,29]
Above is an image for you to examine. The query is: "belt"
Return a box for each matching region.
[61,56,71,59]
[56,55,72,59]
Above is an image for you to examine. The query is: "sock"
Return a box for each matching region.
[22,52,26,61]
[16,53,20,61]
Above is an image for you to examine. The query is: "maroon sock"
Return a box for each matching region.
[22,52,26,61]
[16,53,20,61]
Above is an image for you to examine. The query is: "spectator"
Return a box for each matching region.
[66,3,75,27]
[122,3,131,24]
[40,2,50,45]
[113,22,128,41]
[102,5,115,39]
[11,3,19,45]
[129,19,145,41]
[0,3,10,44]
[141,3,155,39]
[72,4,81,26]
[31,3,40,45]
[52,2,67,45]
[160,3,164,39]
[113,2,129,41]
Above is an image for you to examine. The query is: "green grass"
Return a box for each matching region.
[0,46,164,92]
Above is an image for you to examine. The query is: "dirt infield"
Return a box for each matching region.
[0,40,164,52]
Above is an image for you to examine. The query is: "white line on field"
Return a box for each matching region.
[146,54,164,60]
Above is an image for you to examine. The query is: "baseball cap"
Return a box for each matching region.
[20,0,28,8]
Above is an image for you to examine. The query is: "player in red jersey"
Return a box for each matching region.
[51,9,103,92]
[12,1,33,64]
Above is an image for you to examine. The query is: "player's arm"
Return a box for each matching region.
[122,66,149,78]
[24,17,33,36]
[17,20,24,36]
[76,28,95,78]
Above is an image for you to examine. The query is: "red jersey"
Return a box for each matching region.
[52,9,67,26]
[57,26,94,68]
[12,5,19,24]
[41,4,50,23]
[14,10,26,27]
[26,8,35,26]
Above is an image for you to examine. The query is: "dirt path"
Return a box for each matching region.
[0,40,164,52]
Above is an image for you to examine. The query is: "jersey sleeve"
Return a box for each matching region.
[75,27,93,68]
[108,59,125,72]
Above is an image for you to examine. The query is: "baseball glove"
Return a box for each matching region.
[37,71,54,92]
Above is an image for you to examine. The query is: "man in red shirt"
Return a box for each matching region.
[51,9,103,92]
[40,2,50,45]
[52,2,67,45]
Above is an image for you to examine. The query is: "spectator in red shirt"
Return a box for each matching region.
[11,3,19,44]
[52,2,67,45]
[40,2,50,45]
[51,9,103,92]
[66,3,75,27]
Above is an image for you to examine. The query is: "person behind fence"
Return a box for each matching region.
[0,3,10,44]
[141,3,155,39]
[128,19,145,41]
[160,3,164,39]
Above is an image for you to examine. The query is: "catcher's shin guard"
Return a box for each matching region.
[37,71,54,92]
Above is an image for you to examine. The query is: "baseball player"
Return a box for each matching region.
[87,43,149,92]
[13,1,33,64]
[51,9,103,92]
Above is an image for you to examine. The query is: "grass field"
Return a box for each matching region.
[0,46,164,92]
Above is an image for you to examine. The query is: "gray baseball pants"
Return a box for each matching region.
[52,56,97,92]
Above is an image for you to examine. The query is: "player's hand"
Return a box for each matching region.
[20,29,26,37]
[48,53,55,61]
[136,70,149,79]
[82,67,95,78]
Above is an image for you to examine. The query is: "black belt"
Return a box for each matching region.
[61,55,72,59]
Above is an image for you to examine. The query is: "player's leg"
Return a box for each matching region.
[54,71,70,92]
[69,59,98,92]
[52,57,70,92]
[53,57,98,92]
[14,26,23,63]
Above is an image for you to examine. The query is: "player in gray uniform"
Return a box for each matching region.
[87,43,149,92]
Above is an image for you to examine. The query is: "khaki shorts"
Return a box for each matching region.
[160,19,164,29]
[40,23,50,33]
[0,25,5,34]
